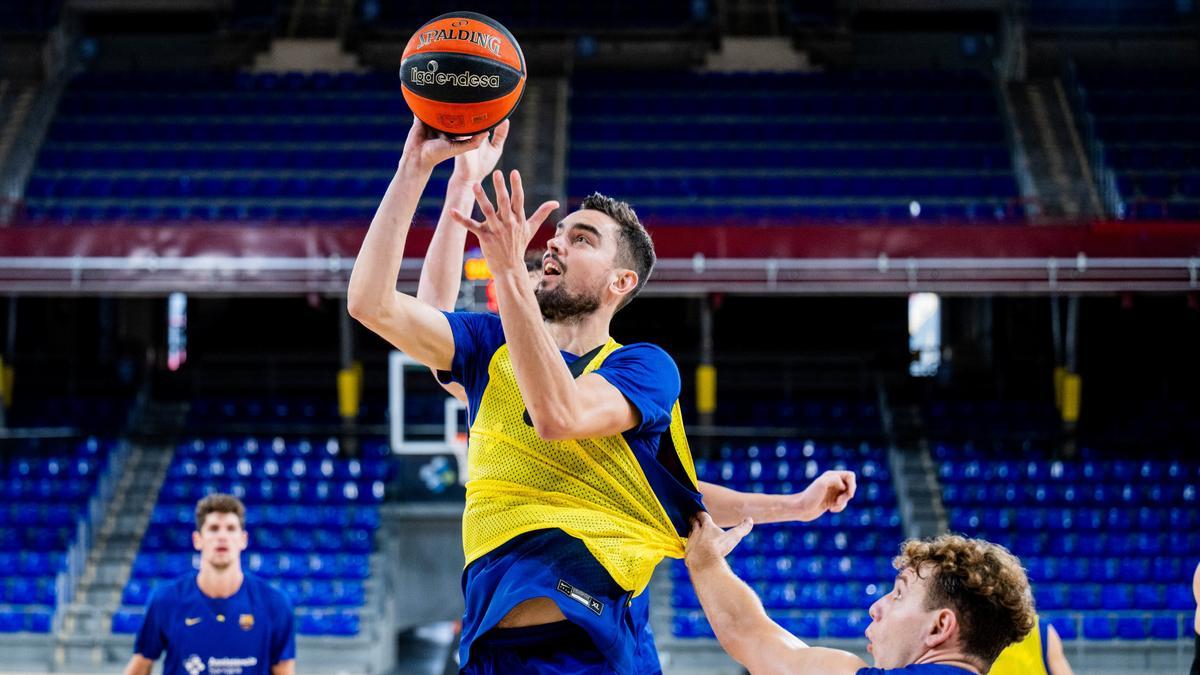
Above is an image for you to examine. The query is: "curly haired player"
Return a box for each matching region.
[686,522,1036,675]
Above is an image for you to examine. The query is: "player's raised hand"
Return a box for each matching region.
[449,169,558,273]
[686,512,753,571]
[450,119,509,186]
[400,117,489,175]
[793,470,857,522]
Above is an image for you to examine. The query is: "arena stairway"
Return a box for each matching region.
[888,441,947,540]
[1004,78,1103,220]
[54,441,173,669]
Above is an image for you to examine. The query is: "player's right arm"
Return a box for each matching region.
[122,655,154,675]
[346,118,491,370]
[685,512,867,675]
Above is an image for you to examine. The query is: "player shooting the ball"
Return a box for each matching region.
[348,118,857,674]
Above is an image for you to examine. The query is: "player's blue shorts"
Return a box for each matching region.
[461,620,617,675]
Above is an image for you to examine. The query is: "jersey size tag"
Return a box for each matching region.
[557,579,604,616]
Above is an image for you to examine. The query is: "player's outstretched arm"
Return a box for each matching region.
[272,660,295,675]
[700,470,857,527]
[417,119,510,313]
[122,655,153,675]
[686,513,867,675]
[347,118,491,370]
[416,120,511,401]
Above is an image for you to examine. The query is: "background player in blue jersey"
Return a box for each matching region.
[685,514,1035,675]
[123,494,295,675]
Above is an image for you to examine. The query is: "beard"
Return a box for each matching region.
[535,280,601,323]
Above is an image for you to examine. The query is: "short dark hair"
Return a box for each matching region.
[195,493,246,531]
[895,534,1036,668]
[579,192,654,310]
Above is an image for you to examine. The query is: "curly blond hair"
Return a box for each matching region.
[894,534,1036,666]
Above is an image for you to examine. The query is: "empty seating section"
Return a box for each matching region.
[670,440,901,639]
[924,400,1059,439]
[569,71,1020,223]
[0,437,112,633]
[355,0,704,31]
[0,0,65,34]
[113,436,392,637]
[1076,70,1200,221]
[937,442,1199,640]
[24,71,450,225]
[4,396,132,429]
[1030,0,1197,28]
[715,399,881,436]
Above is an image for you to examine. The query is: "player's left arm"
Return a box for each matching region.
[685,512,868,675]
[450,171,636,441]
[1044,624,1074,675]
[699,471,857,527]
[1193,561,1200,635]
[270,591,297,675]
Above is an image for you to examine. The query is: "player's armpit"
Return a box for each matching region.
[531,372,640,441]
[271,659,296,675]
[347,292,456,372]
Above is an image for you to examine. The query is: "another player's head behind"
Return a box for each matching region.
[866,534,1036,673]
[536,192,654,323]
[193,493,248,572]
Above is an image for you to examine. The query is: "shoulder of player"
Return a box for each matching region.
[245,573,294,609]
[607,342,676,368]
[144,574,191,611]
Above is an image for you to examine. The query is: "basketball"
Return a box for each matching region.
[400,11,526,137]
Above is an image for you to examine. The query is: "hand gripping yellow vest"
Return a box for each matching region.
[461,338,699,595]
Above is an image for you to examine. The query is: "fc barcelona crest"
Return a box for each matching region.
[239,614,254,631]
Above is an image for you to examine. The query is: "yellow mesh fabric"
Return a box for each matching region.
[990,617,1048,675]
[462,339,696,594]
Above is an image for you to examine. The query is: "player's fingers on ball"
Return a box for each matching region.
[491,120,510,148]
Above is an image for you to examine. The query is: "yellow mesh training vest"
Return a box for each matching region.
[990,616,1048,675]
[462,338,698,595]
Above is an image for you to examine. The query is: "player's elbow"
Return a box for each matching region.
[531,408,577,441]
[532,418,570,441]
[347,290,393,329]
[346,288,376,322]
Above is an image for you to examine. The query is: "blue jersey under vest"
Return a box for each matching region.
[442,311,704,674]
[134,572,295,675]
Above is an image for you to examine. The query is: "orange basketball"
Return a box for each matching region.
[400,12,526,137]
